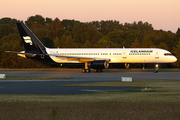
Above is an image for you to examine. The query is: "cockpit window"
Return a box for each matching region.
[164,53,173,56]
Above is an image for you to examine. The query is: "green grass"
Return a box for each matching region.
[0,80,180,102]
[53,80,180,92]
[0,101,180,120]
[1,79,180,119]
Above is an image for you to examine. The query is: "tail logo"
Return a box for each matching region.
[23,36,33,45]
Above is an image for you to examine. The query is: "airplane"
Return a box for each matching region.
[6,22,177,73]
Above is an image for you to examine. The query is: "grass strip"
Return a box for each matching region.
[0,101,180,120]
[53,80,180,92]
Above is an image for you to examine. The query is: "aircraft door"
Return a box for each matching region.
[155,52,159,59]
[122,51,127,59]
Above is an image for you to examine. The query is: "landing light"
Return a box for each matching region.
[155,64,159,68]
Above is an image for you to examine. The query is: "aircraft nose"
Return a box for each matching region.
[173,56,177,62]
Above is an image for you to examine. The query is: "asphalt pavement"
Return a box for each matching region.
[0,70,179,95]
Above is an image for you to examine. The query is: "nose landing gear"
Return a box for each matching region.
[154,64,159,73]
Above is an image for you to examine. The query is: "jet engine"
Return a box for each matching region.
[125,63,130,69]
[87,60,109,69]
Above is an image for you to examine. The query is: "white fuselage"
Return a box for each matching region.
[45,48,177,64]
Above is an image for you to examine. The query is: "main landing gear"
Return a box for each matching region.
[153,64,159,73]
[82,63,90,73]
[82,62,103,73]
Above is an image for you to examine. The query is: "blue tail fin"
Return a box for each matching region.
[16,22,46,54]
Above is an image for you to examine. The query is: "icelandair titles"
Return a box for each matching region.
[129,50,153,55]
[130,50,153,53]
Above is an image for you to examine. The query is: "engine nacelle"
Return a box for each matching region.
[125,63,130,69]
[87,60,109,69]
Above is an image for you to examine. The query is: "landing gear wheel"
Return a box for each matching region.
[82,69,86,73]
[82,69,91,73]
[153,70,158,73]
[94,69,102,72]
[86,69,91,73]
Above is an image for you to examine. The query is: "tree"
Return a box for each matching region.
[56,28,66,38]
[72,22,101,45]
[158,41,168,50]
[83,41,93,48]
[61,35,78,48]
[0,34,23,68]
[43,38,54,48]
[173,39,180,67]
[135,21,153,33]
[130,39,140,48]
[25,15,45,28]
[99,20,123,35]
[152,30,176,51]
[45,17,53,24]
[91,21,101,31]
[123,22,131,31]
[141,35,154,48]
[176,28,180,38]
[53,37,61,48]
[107,29,125,45]
[0,18,18,39]
[52,18,63,34]
[93,36,118,48]
[61,19,79,31]
[124,30,143,48]
[54,35,78,48]
[0,24,14,38]
[0,17,18,26]
[33,28,51,43]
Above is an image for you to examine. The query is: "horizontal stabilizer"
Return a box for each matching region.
[6,51,37,57]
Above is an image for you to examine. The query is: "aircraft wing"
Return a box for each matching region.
[49,54,111,63]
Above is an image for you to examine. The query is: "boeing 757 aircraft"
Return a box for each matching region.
[6,22,177,73]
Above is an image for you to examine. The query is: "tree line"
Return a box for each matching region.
[0,15,180,68]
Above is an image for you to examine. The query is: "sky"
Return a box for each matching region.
[1,0,180,33]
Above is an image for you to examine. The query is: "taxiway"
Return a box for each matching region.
[0,70,179,95]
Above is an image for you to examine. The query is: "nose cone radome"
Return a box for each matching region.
[172,56,177,63]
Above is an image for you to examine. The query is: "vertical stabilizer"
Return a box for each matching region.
[16,22,46,54]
